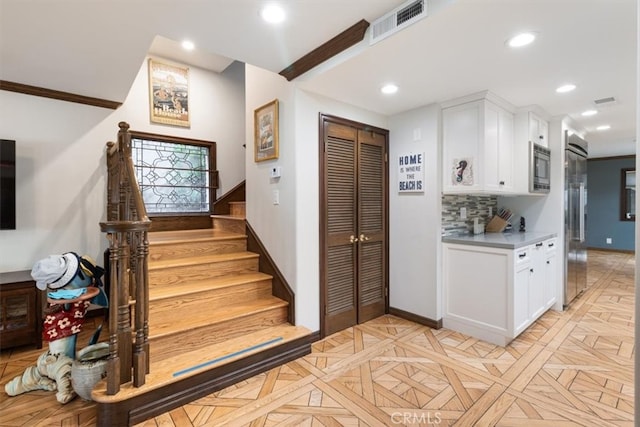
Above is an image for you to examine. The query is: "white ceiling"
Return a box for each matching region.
[1,0,636,155]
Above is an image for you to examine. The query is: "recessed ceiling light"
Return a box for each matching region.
[596,125,611,131]
[506,32,536,48]
[260,4,285,24]
[581,110,598,117]
[556,84,576,93]
[381,84,398,95]
[181,40,195,51]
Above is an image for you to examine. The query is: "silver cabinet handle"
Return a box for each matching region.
[579,183,585,242]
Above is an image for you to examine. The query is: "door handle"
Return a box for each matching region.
[359,234,370,242]
[349,235,359,244]
[579,183,585,243]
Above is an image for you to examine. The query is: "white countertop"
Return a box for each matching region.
[442,231,557,249]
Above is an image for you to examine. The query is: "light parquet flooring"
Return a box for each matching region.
[0,250,634,426]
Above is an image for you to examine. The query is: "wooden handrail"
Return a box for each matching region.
[100,122,151,394]
[100,221,153,233]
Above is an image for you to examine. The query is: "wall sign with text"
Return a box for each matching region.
[398,152,424,193]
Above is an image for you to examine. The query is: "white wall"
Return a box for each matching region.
[0,57,246,272]
[245,64,388,331]
[388,104,442,321]
[244,63,298,312]
[589,137,635,158]
[634,4,639,418]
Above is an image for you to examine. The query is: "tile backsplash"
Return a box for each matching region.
[442,194,498,236]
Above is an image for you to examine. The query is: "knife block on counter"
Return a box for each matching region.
[485,215,508,233]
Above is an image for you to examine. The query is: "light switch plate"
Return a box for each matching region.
[272,189,279,205]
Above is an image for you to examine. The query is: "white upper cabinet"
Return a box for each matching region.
[442,91,515,194]
[528,112,549,148]
[513,107,551,194]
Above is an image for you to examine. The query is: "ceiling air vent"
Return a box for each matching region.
[370,0,427,45]
[593,96,617,107]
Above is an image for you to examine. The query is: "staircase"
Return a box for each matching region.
[93,201,312,426]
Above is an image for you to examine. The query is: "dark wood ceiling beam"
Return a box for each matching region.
[279,19,370,81]
[0,80,122,109]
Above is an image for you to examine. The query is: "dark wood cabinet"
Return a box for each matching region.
[0,271,42,349]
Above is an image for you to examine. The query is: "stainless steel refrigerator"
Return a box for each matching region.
[564,132,588,307]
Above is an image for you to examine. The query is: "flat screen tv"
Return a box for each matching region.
[0,139,16,230]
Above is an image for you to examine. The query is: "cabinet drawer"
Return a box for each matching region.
[515,247,530,265]
[545,238,557,253]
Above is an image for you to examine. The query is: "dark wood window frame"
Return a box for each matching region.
[620,167,635,222]
[129,130,218,231]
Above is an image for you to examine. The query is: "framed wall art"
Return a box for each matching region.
[451,157,474,186]
[254,99,279,162]
[148,58,190,128]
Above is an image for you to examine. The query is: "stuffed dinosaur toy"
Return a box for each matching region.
[3,252,108,404]
[4,350,76,404]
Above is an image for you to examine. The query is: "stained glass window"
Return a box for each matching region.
[131,137,211,214]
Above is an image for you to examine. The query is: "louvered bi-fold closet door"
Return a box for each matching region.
[322,118,387,336]
[356,129,386,325]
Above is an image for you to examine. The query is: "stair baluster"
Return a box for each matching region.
[100,122,151,394]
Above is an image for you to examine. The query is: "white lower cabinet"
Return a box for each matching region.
[513,248,531,336]
[443,237,557,346]
[529,242,546,321]
[544,238,557,308]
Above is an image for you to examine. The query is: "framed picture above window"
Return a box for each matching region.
[254,99,279,162]
[148,58,190,128]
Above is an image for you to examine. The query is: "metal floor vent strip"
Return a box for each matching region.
[173,337,284,377]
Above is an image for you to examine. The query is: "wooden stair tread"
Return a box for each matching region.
[149,251,258,270]
[148,228,245,244]
[149,272,272,301]
[91,324,312,403]
[210,214,245,221]
[149,296,288,338]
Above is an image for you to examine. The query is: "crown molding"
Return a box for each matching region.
[0,80,121,109]
[279,19,369,81]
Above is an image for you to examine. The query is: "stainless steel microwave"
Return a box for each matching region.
[530,142,550,193]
